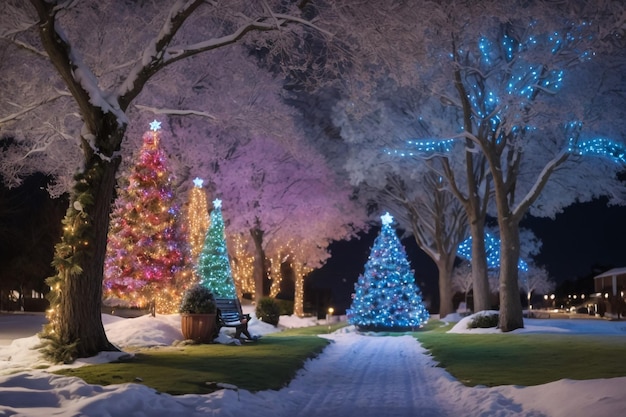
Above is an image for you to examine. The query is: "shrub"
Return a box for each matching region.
[179,284,216,314]
[256,297,280,325]
[274,298,294,315]
[467,313,499,329]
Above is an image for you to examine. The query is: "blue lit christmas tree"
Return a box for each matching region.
[348,212,429,331]
[196,198,237,299]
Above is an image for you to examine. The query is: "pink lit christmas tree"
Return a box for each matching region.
[104,120,189,313]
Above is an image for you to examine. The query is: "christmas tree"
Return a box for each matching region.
[104,120,189,313]
[186,177,210,263]
[348,212,429,331]
[196,198,237,299]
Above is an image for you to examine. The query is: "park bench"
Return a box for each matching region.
[215,298,253,340]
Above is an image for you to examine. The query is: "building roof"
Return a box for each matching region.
[594,267,626,279]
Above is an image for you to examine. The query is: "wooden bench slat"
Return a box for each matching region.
[215,298,250,329]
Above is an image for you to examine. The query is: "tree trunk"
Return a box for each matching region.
[249,225,266,303]
[46,147,121,359]
[498,218,524,331]
[436,253,455,318]
[469,218,491,312]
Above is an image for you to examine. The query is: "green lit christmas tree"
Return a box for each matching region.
[196,198,237,299]
[348,212,429,331]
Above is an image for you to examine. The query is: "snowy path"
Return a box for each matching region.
[279,333,453,417]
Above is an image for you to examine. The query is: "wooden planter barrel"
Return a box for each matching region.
[181,313,217,343]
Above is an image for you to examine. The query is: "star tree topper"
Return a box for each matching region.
[213,198,222,209]
[149,120,161,131]
[381,212,393,225]
[193,177,204,188]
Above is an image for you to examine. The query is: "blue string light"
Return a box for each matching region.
[568,137,626,164]
[384,138,455,157]
[347,213,429,331]
[457,232,529,271]
[384,25,624,275]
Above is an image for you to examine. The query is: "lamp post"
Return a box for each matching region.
[326,307,334,333]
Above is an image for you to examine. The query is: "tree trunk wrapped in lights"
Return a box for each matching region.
[268,252,284,299]
[291,258,312,318]
[229,232,255,299]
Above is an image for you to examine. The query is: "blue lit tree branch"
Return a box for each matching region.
[568,137,626,164]
[456,232,528,272]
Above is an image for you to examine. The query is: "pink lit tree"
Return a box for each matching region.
[198,134,369,305]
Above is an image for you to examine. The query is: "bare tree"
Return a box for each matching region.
[380,171,468,318]
[519,263,556,310]
[451,262,473,313]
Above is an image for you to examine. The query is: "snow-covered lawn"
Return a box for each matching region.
[1,309,625,417]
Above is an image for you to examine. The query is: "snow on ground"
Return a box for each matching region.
[447,310,626,335]
[0,309,625,417]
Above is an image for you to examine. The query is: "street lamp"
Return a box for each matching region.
[326,307,334,333]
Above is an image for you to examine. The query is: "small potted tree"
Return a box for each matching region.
[179,284,217,343]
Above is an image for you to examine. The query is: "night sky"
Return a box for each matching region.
[522,197,626,283]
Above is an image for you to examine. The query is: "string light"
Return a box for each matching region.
[385,138,455,157]
[388,25,604,159]
[103,121,190,314]
[268,251,285,298]
[384,28,624,277]
[291,255,312,318]
[568,136,626,164]
[186,177,210,262]
[196,199,237,299]
[266,241,312,317]
[228,232,255,298]
[348,213,429,330]
[456,232,528,271]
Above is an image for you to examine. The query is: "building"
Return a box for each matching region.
[593,267,626,319]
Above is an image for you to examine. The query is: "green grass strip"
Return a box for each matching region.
[54,327,332,395]
[414,321,626,387]
[54,320,625,394]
